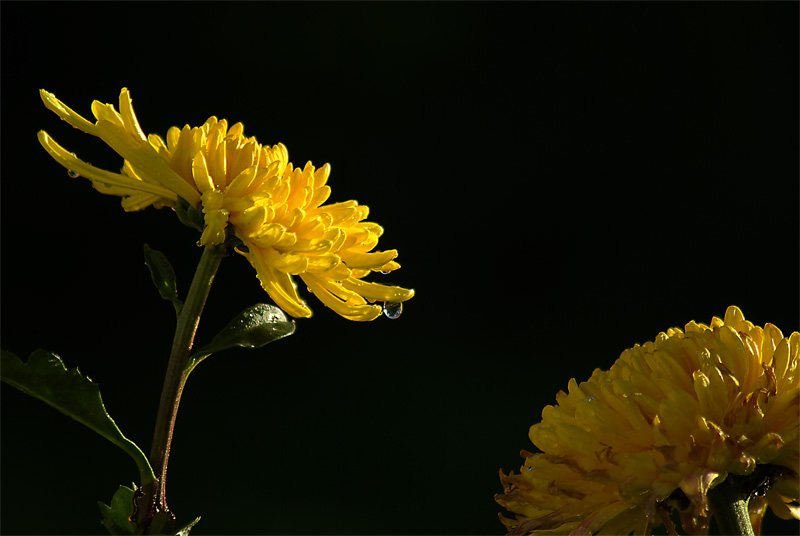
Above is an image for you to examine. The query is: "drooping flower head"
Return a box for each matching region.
[497,306,799,535]
[38,89,413,321]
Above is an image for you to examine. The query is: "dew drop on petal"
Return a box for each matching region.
[67,169,80,178]
[382,301,402,319]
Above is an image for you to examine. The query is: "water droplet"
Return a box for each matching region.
[67,169,79,178]
[382,301,402,319]
[380,270,391,275]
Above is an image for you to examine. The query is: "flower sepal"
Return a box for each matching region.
[188,303,295,371]
[174,197,204,233]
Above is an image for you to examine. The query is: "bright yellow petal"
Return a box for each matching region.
[37,131,178,201]
[93,120,201,206]
[117,88,147,141]
[301,274,382,321]
[340,278,415,303]
[191,152,215,193]
[237,241,311,318]
[39,89,97,134]
[338,249,398,270]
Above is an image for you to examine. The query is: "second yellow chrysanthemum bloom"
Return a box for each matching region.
[497,306,799,535]
[38,88,413,321]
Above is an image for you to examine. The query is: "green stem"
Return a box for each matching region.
[708,476,755,536]
[137,244,225,533]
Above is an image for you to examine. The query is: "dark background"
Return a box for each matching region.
[1,2,797,535]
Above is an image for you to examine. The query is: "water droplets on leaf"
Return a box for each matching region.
[382,301,402,319]
[67,169,80,178]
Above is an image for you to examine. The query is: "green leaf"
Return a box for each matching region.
[0,349,156,487]
[173,516,201,536]
[143,244,183,317]
[174,196,204,232]
[190,304,295,367]
[98,483,141,535]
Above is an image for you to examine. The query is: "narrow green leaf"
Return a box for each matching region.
[98,483,140,535]
[190,304,295,366]
[173,516,201,536]
[174,196,204,232]
[1,349,156,487]
[143,244,183,317]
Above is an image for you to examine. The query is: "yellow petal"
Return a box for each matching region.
[338,249,398,270]
[304,253,341,273]
[120,192,164,211]
[91,100,125,129]
[301,274,381,321]
[228,140,257,185]
[37,131,178,200]
[39,89,97,134]
[230,205,267,235]
[268,250,309,275]
[117,88,147,141]
[93,120,201,206]
[306,184,331,210]
[238,243,311,318]
[340,278,415,303]
[313,163,330,189]
[192,152,215,193]
[225,166,258,199]
[207,127,227,182]
[228,122,244,138]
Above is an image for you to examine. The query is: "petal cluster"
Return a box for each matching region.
[496,306,799,535]
[38,89,413,321]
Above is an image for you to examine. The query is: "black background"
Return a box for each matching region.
[1,2,798,535]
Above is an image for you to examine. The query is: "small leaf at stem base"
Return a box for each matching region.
[99,484,141,535]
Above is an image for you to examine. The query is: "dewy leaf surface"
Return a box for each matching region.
[190,303,295,366]
[1,349,155,485]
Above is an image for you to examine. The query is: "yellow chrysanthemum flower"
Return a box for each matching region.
[38,88,413,321]
[497,306,799,535]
